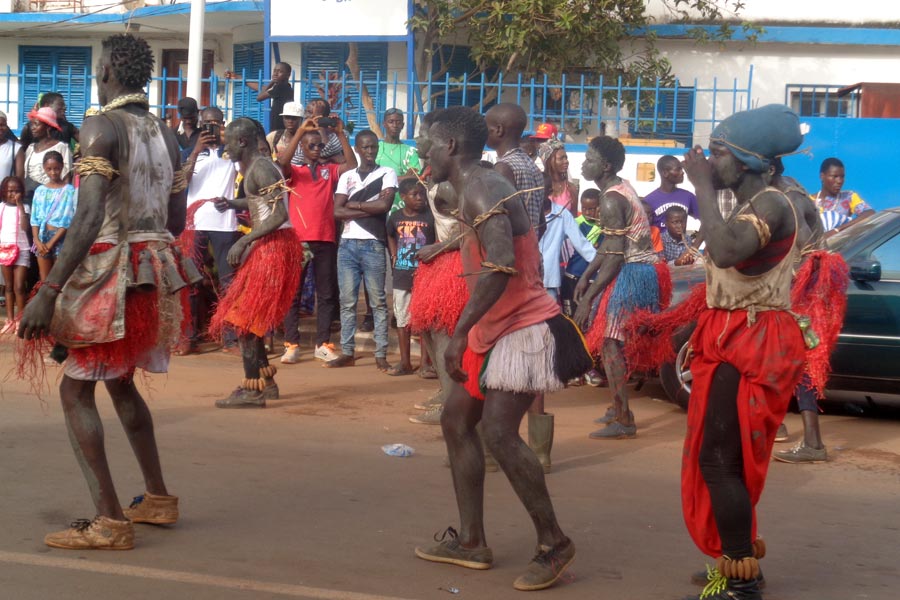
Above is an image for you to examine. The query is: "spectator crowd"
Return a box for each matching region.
[0,72,878,433]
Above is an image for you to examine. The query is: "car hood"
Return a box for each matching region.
[670,263,706,304]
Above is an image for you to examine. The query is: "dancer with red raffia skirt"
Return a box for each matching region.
[211,118,303,408]
[17,33,189,550]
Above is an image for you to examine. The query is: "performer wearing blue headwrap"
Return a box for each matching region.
[677,105,808,600]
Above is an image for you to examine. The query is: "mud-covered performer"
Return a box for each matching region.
[677,104,809,600]
[406,109,467,424]
[414,107,591,592]
[572,136,670,440]
[211,118,303,408]
[17,33,189,550]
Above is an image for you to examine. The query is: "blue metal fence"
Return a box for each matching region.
[1,65,755,146]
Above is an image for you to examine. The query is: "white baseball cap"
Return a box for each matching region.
[281,102,303,117]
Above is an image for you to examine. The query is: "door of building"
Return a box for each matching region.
[161,49,214,127]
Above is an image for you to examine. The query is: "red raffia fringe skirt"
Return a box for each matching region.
[682,308,805,557]
[209,228,303,339]
[408,249,468,336]
[66,242,189,377]
[623,281,708,375]
[584,261,671,356]
[791,250,848,398]
[625,250,849,395]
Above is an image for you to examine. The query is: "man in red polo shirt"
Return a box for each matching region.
[277,116,356,363]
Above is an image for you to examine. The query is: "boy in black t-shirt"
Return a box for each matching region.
[386,179,435,375]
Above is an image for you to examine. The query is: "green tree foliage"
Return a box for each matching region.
[409,0,758,109]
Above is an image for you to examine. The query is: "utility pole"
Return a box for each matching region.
[186,0,206,101]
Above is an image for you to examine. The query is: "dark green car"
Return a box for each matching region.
[661,208,900,408]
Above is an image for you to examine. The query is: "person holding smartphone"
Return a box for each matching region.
[181,106,240,354]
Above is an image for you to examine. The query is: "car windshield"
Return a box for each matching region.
[827,211,898,253]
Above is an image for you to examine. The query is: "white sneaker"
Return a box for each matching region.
[314,343,340,362]
[280,345,302,364]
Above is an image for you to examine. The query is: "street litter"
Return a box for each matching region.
[382,443,415,457]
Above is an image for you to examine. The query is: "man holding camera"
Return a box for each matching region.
[277,114,357,364]
[181,106,240,354]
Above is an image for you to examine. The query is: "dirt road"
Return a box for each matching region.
[1,346,898,599]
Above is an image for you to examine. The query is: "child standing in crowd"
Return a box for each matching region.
[30,151,76,281]
[641,199,664,254]
[386,180,435,376]
[659,205,696,265]
[0,176,29,334]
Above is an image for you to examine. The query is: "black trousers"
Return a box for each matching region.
[188,230,240,344]
[698,362,753,559]
[283,240,339,346]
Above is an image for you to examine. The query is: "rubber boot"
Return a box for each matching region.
[528,413,554,474]
[475,422,499,473]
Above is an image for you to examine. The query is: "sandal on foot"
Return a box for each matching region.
[387,365,416,376]
[417,366,438,379]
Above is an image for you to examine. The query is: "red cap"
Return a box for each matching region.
[531,122,559,140]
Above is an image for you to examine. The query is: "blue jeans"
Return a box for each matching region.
[337,238,388,358]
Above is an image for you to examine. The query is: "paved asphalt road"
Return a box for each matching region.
[0,344,898,599]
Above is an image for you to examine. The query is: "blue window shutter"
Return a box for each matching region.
[19,46,91,128]
[633,85,695,145]
[232,42,265,121]
[431,46,495,110]
[301,43,346,106]
[301,43,387,123]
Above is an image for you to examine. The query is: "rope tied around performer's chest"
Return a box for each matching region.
[454,185,543,278]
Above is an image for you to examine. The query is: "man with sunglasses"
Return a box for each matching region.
[292,99,347,166]
[277,115,357,364]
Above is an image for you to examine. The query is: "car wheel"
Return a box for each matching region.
[660,324,695,410]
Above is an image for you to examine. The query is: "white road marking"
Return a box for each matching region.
[0,551,417,600]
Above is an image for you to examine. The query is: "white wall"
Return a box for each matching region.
[646,0,900,24]
[656,39,900,140]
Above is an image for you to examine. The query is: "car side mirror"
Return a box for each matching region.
[849,259,881,282]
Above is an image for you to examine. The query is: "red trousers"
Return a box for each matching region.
[682,308,805,557]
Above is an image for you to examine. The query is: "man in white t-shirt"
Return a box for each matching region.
[183,107,240,353]
[324,130,397,370]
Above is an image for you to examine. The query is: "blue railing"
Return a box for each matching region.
[785,84,857,118]
[2,65,754,146]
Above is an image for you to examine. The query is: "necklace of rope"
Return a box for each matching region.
[101,93,150,113]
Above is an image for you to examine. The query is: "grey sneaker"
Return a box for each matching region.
[775,423,789,442]
[409,405,443,425]
[215,388,265,409]
[415,526,493,570]
[589,420,636,440]
[593,405,615,424]
[414,392,444,411]
[773,442,827,464]
[513,537,576,591]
